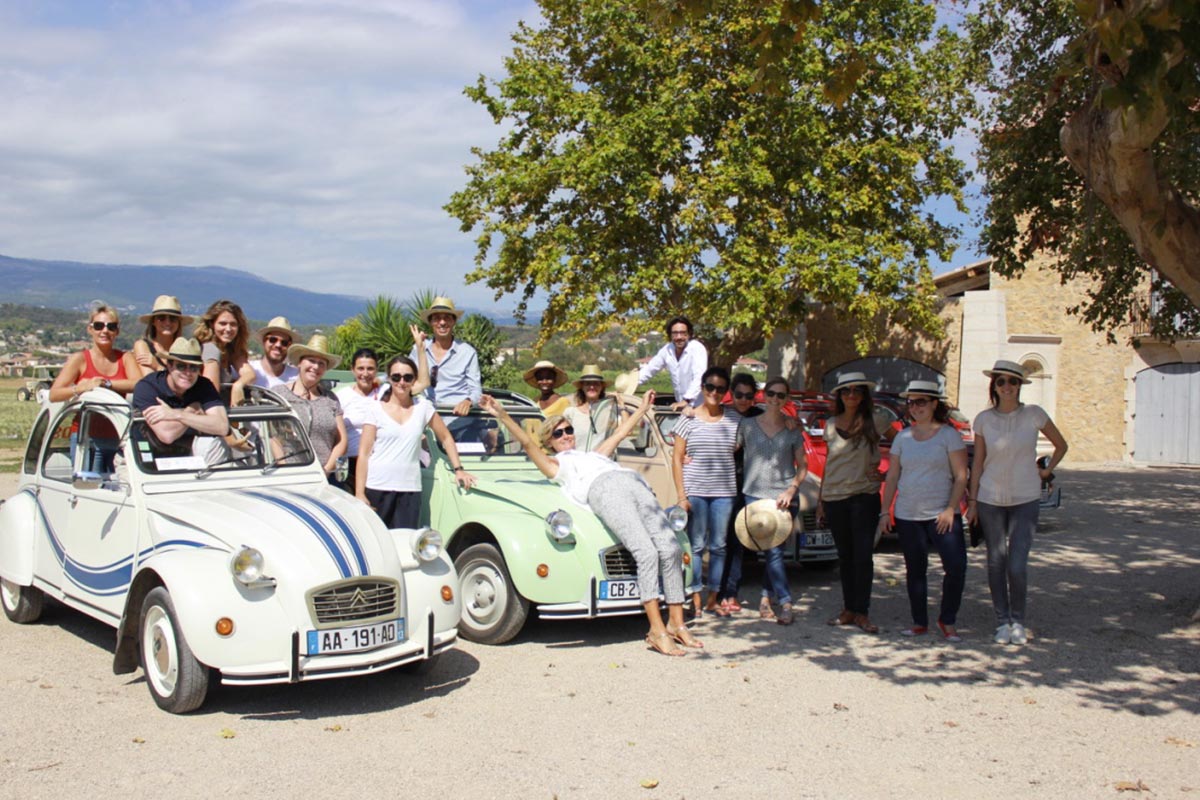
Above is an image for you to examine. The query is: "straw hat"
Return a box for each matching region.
[983,359,1032,384]
[613,369,640,396]
[830,371,876,394]
[734,500,795,552]
[287,334,342,369]
[523,360,568,389]
[573,364,609,389]
[898,379,947,399]
[256,316,297,342]
[138,295,194,325]
[420,296,464,324]
[165,337,203,365]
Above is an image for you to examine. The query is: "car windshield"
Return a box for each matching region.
[436,410,540,457]
[130,411,315,475]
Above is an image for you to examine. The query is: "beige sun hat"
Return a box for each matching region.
[983,359,1032,384]
[573,364,609,389]
[898,379,947,399]
[734,499,795,552]
[256,316,297,342]
[420,296,464,324]
[165,337,203,365]
[830,371,877,394]
[523,360,568,389]
[139,295,194,325]
[287,334,342,369]
[613,369,640,396]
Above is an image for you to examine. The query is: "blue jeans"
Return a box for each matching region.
[687,495,734,594]
[744,495,792,605]
[717,495,746,600]
[977,500,1038,625]
[896,516,967,627]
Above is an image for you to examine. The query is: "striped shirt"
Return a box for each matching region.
[676,409,741,497]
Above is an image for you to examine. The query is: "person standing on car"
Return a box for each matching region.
[131,295,192,378]
[817,372,883,634]
[878,380,969,641]
[49,303,141,401]
[277,334,347,485]
[635,315,708,410]
[410,296,480,416]
[249,316,300,388]
[967,360,1068,646]
[563,365,625,452]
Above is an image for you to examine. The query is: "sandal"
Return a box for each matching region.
[937,620,962,642]
[759,598,777,621]
[827,610,856,626]
[646,631,685,657]
[724,598,743,615]
[666,624,704,649]
[853,614,879,634]
[776,602,795,626]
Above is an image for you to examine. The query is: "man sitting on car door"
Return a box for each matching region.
[132,337,229,450]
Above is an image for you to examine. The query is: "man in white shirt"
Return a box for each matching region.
[250,316,300,388]
[637,315,708,410]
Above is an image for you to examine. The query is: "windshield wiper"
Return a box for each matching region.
[262,445,313,473]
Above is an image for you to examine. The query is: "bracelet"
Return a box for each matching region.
[878,512,889,519]
[453,466,465,472]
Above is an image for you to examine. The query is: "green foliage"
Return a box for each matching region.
[447,0,976,361]
[971,0,1200,340]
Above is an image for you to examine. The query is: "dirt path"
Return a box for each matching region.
[1,464,1197,798]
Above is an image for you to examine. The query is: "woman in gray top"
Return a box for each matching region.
[878,380,969,641]
[277,334,348,485]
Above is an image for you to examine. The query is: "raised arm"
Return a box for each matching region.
[479,394,559,479]
[409,324,431,397]
[594,391,655,459]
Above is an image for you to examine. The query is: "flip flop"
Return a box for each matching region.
[646,631,685,657]
[666,624,704,649]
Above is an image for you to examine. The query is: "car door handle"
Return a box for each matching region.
[69,495,79,507]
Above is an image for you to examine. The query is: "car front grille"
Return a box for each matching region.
[307,578,400,628]
[602,546,637,579]
[801,510,830,533]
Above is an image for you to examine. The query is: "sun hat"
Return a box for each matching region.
[898,379,947,399]
[613,369,640,396]
[983,359,1032,384]
[138,295,194,325]
[165,337,204,365]
[287,334,342,369]
[256,316,297,342]
[573,364,609,390]
[734,500,795,552]
[830,371,877,393]
[420,296,464,324]
[523,360,568,389]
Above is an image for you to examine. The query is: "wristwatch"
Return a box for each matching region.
[101,378,112,390]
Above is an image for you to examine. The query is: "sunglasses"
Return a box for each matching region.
[429,365,438,388]
[91,321,119,332]
[994,376,1022,387]
[732,390,755,400]
[389,372,416,383]
[170,361,201,373]
[837,386,866,396]
[535,372,557,381]
[265,335,291,347]
[153,314,178,323]
[551,425,575,439]
[906,396,933,407]
[703,382,728,394]
[764,389,787,399]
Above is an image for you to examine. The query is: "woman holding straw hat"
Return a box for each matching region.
[132,295,193,378]
[817,371,884,634]
[563,365,625,453]
[524,359,571,416]
[878,380,969,641]
[967,360,1068,646]
[278,334,348,485]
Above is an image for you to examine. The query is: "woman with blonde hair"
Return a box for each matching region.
[132,295,193,378]
[278,334,348,484]
[49,304,139,401]
[193,299,255,403]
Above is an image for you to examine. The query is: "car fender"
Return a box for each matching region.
[392,539,461,636]
[0,490,39,586]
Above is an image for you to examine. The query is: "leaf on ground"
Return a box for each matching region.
[1165,736,1195,747]
[609,663,625,669]
[131,737,145,744]
[720,662,740,669]
[924,694,935,701]
[944,721,959,728]
[1114,780,1150,792]
[324,724,343,732]
[38,683,52,689]
[833,703,849,711]
[218,728,236,739]
[640,779,659,789]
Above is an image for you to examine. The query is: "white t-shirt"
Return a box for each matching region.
[973,404,1050,506]
[891,424,966,520]
[363,399,436,492]
[637,339,708,406]
[337,383,383,457]
[552,449,623,509]
[251,358,299,388]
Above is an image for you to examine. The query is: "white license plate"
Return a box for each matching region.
[801,532,834,548]
[599,580,639,600]
[306,619,403,655]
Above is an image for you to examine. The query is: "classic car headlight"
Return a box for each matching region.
[230,546,268,585]
[545,509,574,542]
[412,529,444,563]
[667,505,688,532]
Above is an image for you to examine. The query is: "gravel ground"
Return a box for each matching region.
[1,464,1198,799]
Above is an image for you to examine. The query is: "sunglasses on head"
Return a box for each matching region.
[764,389,787,399]
[551,425,575,439]
[994,376,1022,387]
[906,396,933,407]
[389,372,416,383]
[732,390,755,400]
[265,335,291,347]
[91,321,119,332]
[703,382,728,394]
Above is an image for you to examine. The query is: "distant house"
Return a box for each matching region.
[734,357,767,373]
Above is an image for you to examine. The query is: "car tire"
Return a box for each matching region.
[16,387,31,402]
[1,578,44,624]
[453,543,529,645]
[139,587,209,713]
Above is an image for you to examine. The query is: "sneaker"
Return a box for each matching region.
[993,624,1012,645]
[1010,622,1028,645]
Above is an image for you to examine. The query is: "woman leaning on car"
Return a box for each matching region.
[49,303,140,401]
[967,360,1068,646]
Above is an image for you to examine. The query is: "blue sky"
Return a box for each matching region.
[0,0,982,314]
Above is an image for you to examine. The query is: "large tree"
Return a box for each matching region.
[447,0,976,362]
[972,0,1200,339]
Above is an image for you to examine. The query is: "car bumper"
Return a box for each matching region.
[536,576,677,620]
